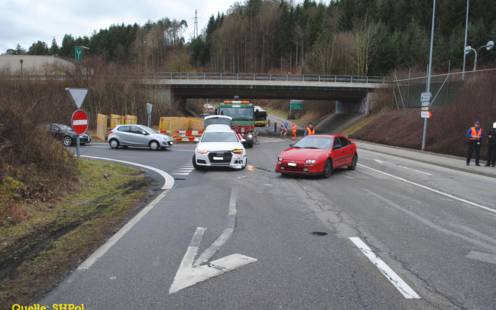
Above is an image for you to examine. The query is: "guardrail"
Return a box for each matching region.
[3,72,387,84]
[140,72,387,84]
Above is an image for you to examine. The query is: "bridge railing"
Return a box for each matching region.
[140,72,386,84]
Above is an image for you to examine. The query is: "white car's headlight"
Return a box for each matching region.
[232,149,243,154]
[197,149,209,154]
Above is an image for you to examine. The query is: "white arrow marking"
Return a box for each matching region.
[374,159,432,176]
[169,189,257,294]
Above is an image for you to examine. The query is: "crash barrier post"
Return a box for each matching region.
[280,125,283,135]
[274,122,277,132]
[284,127,288,137]
[124,115,137,124]
[268,119,270,127]
[96,113,107,141]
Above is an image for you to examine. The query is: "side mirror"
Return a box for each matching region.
[142,131,148,135]
[289,143,295,147]
[194,138,200,143]
[240,139,246,143]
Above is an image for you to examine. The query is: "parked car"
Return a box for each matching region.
[193,126,247,170]
[108,124,173,150]
[42,123,91,146]
[275,134,358,178]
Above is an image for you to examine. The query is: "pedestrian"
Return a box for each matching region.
[466,121,484,166]
[304,122,315,136]
[292,123,297,140]
[485,122,496,167]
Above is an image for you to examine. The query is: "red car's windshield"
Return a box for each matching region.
[293,137,332,149]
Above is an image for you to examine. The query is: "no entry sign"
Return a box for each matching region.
[71,110,88,134]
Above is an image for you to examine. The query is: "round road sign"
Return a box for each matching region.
[71,109,88,135]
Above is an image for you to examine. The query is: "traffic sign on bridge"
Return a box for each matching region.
[71,110,89,135]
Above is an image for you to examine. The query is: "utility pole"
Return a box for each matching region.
[193,10,200,39]
[462,0,469,81]
[422,0,436,151]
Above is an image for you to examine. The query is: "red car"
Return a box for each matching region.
[275,134,358,178]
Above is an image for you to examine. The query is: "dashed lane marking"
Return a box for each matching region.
[349,237,421,299]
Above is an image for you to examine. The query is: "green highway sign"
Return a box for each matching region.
[290,100,303,110]
[75,47,82,62]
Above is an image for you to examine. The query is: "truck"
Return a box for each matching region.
[217,100,257,148]
[254,106,268,127]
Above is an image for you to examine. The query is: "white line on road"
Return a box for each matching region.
[78,191,168,270]
[81,155,175,190]
[349,237,421,299]
[374,159,432,176]
[358,164,495,215]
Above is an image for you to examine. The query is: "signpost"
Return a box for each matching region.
[75,47,82,62]
[147,103,153,127]
[66,88,89,159]
[71,110,88,159]
[421,111,432,118]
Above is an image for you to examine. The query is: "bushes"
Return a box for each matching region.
[0,80,80,223]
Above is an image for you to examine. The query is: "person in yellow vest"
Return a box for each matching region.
[304,122,315,136]
[466,121,484,166]
[292,123,297,140]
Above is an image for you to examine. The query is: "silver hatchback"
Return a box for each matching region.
[108,125,173,150]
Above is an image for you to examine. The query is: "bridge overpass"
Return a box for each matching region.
[140,73,386,114]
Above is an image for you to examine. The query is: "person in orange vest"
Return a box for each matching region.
[304,122,315,136]
[466,121,484,166]
[292,123,297,140]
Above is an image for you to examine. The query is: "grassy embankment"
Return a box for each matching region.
[0,159,154,309]
[349,71,496,159]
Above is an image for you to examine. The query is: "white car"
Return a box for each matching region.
[193,127,247,170]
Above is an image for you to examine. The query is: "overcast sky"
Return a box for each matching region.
[0,0,321,53]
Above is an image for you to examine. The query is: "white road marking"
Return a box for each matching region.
[169,188,257,294]
[358,164,495,215]
[349,237,420,299]
[81,155,175,190]
[467,251,496,265]
[374,159,432,176]
[171,162,195,176]
[78,191,168,270]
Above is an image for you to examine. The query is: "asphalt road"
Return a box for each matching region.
[39,129,496,310]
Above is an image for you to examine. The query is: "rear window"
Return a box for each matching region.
[118,126,130,132]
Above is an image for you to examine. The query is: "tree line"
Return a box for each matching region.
[4,0,496,76]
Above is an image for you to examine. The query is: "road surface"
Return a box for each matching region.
[39,128,496,310]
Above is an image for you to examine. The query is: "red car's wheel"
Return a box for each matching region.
[323,159,333,178]
[348,154,358,170]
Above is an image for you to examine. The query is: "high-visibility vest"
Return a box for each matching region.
[292,124,297,133]
[469,127,482,140]
[306,127,315,135]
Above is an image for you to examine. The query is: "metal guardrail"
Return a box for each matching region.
[140,72,387,84]
[3,72,387,84]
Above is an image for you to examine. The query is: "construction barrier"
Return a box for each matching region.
[96,113,107,141]
[110,114,124,129]
[124,115,137,124]
[96,113,138,141]
[162,130,204,135]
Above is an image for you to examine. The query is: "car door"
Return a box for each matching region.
[129,126,149,146]
[115,126,133,145]
[339,137,355,165]
[331,137,346,168]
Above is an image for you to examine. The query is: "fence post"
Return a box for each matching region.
[187,73,189,79]
[221,73,222,80]
[366,76,369,83]
[237,73,239,80]
[350,76,353,83]
[335,76,337,82]
[303,75,305,82]
[170,73,172,80]
[270,74,272,81]
[204,73,206,80]
[319,75,321,82]
[383,77,385,83]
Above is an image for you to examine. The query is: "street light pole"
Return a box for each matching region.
[462,0,469,81]
[422,0,436,151]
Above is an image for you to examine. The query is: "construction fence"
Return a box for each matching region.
[96,114,205,142]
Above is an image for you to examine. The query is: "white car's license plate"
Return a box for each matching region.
[213,157,224,160]
[288,163,297,166]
